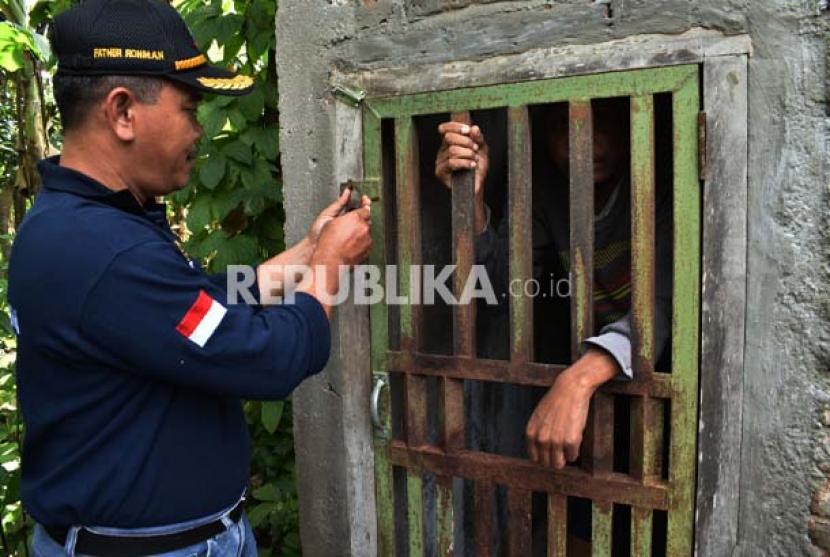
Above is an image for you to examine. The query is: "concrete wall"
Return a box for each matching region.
[276,1,830,555]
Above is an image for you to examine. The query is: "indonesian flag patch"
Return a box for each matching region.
[176,290,227,348]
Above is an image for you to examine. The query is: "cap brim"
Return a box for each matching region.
[166,64,254,96]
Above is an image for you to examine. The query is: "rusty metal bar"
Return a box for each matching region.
[366,65,697,119]
[443,111,470,452]
[474,481,494,557]
[508,105,534,364]
[404,374,428,448]
[451,110,476,359]
[364,110,396,557]
[389,443,670,510]
[547,495,567,557]
[665,71,701,557]
[395,116,428,448]
[396,115,428,557]
[385,351,674,398]
[631,506,653,556]
[630,94,657,379]
[591,502,613,557]
[629,97,662,557]
[507,487,532,557]
[407,473,425,556]
[583,395,614,474]
[630,396,664,481]
[395,116,422,354]
[569,100,613,478]
[435,476,454,557]
[568,99,594,359]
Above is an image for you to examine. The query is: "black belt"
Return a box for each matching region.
[45,500,244,557]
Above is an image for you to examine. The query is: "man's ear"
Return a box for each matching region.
[102,87,138,142]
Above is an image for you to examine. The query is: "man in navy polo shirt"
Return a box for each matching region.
[7,0,372,555]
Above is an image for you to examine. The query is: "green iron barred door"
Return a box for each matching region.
[364,65,701,556]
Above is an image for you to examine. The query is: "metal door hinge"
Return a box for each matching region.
[698,111,707,178]
[332,83,366,107]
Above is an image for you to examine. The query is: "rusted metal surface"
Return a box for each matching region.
[435,476,455,557]
[385,351,675,398]
[507,487,532,557]
[450,110,477,359]
[364,66,699,118]
[569,100,614,481]
[396,115,428,557]
[631,506,653,556]
[367,66,702,556]
[591,501,613,557]
[629,90,662,493]
[404,374,428,447]
[630,95,656,379]
[630,397,664,481]
[474,481,495,557]
[395,116,422,354]
[407,473,425,556]
[508,106,534,364]
[583,394,615,474]
[665,72,701,557]
[364,109,396,557]
[568,99,595,359]
[547,495,567,557]
[389,443,670,510]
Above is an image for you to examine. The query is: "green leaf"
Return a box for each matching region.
[228,108,247,131]
[246,502,277,529]
[211,186,245,220]
[198,102,227,139]
[238,87,265,122]
[30,32,52,63]
[210,233,259,271]
[246,30,273,63]
[260,401,284,434]
[240,159,273,191]
[222,141,252,164]
[221,33,244,64]
[217,14,244,46]
[199,154,226,190]
[256,128,279,160]
[0,47,24,73]
[252,482,281,502]
[186,194,213,232]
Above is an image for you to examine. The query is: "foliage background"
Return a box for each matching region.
[0,0,298,554]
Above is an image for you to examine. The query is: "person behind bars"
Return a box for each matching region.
[435,100,672,552]
[7,0,371,555]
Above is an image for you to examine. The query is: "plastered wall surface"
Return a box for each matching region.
[275,1,830,555]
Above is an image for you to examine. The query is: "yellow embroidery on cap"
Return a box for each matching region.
[196,75,254,90]
[124,49,165,60]
[94,47,123,58]
[93,48,164,60]
[174,54,207,71]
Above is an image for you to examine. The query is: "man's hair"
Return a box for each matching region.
[53,74,164,131]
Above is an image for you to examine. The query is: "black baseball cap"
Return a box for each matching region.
[52,0,254,96]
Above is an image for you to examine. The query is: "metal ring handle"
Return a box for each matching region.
[371,376,388,430]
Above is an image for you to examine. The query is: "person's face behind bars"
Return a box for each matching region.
[545,99,629,186]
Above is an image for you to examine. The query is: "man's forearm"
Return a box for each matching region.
[256,237,315,301]
[568,347,621,393]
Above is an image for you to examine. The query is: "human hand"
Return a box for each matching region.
[308,187,353,246]
[312,196,372,268]
[525,348,619,469]
[435,122,489,196]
